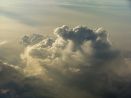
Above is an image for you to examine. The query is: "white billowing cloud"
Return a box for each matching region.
[20,25,113,78]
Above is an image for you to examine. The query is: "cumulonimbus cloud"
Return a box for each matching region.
[20,25,117,76]
[1,25,130,98]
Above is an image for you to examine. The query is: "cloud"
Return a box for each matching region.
[0,8,40,26]
[0,25,130,98]
[21,33,44,46]
[128,0,131,9]
[18,25,131,98]
[0,40,8,46]
[21,25,115,75]
[0,40,8,60]
[0,60,57,98]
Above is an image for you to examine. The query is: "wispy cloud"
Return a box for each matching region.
[0,8,40,26]
[0,40,8,46]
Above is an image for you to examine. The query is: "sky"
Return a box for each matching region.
[0,0,131,98]
[0,0,131,49]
